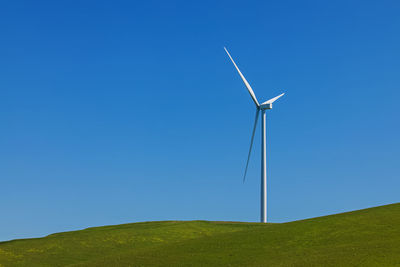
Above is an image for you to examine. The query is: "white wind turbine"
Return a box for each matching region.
[224,47,284,223]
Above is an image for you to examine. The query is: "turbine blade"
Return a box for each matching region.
[262,93,285,105]
[224,47,260,107]
[243,109,260,182]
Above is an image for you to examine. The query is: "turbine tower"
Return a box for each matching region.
[224,47,284,223]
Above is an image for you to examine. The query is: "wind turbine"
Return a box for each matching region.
[224,47,284,223]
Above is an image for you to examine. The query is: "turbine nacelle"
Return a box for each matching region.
[260,103,272,110]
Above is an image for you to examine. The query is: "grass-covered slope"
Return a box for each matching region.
[1,203,400,266]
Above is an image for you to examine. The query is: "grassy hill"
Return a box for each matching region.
[1,203,400,266]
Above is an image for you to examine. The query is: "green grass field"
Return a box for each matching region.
[1,203,400,266]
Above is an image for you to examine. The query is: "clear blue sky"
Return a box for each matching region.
[1,0,399,241]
